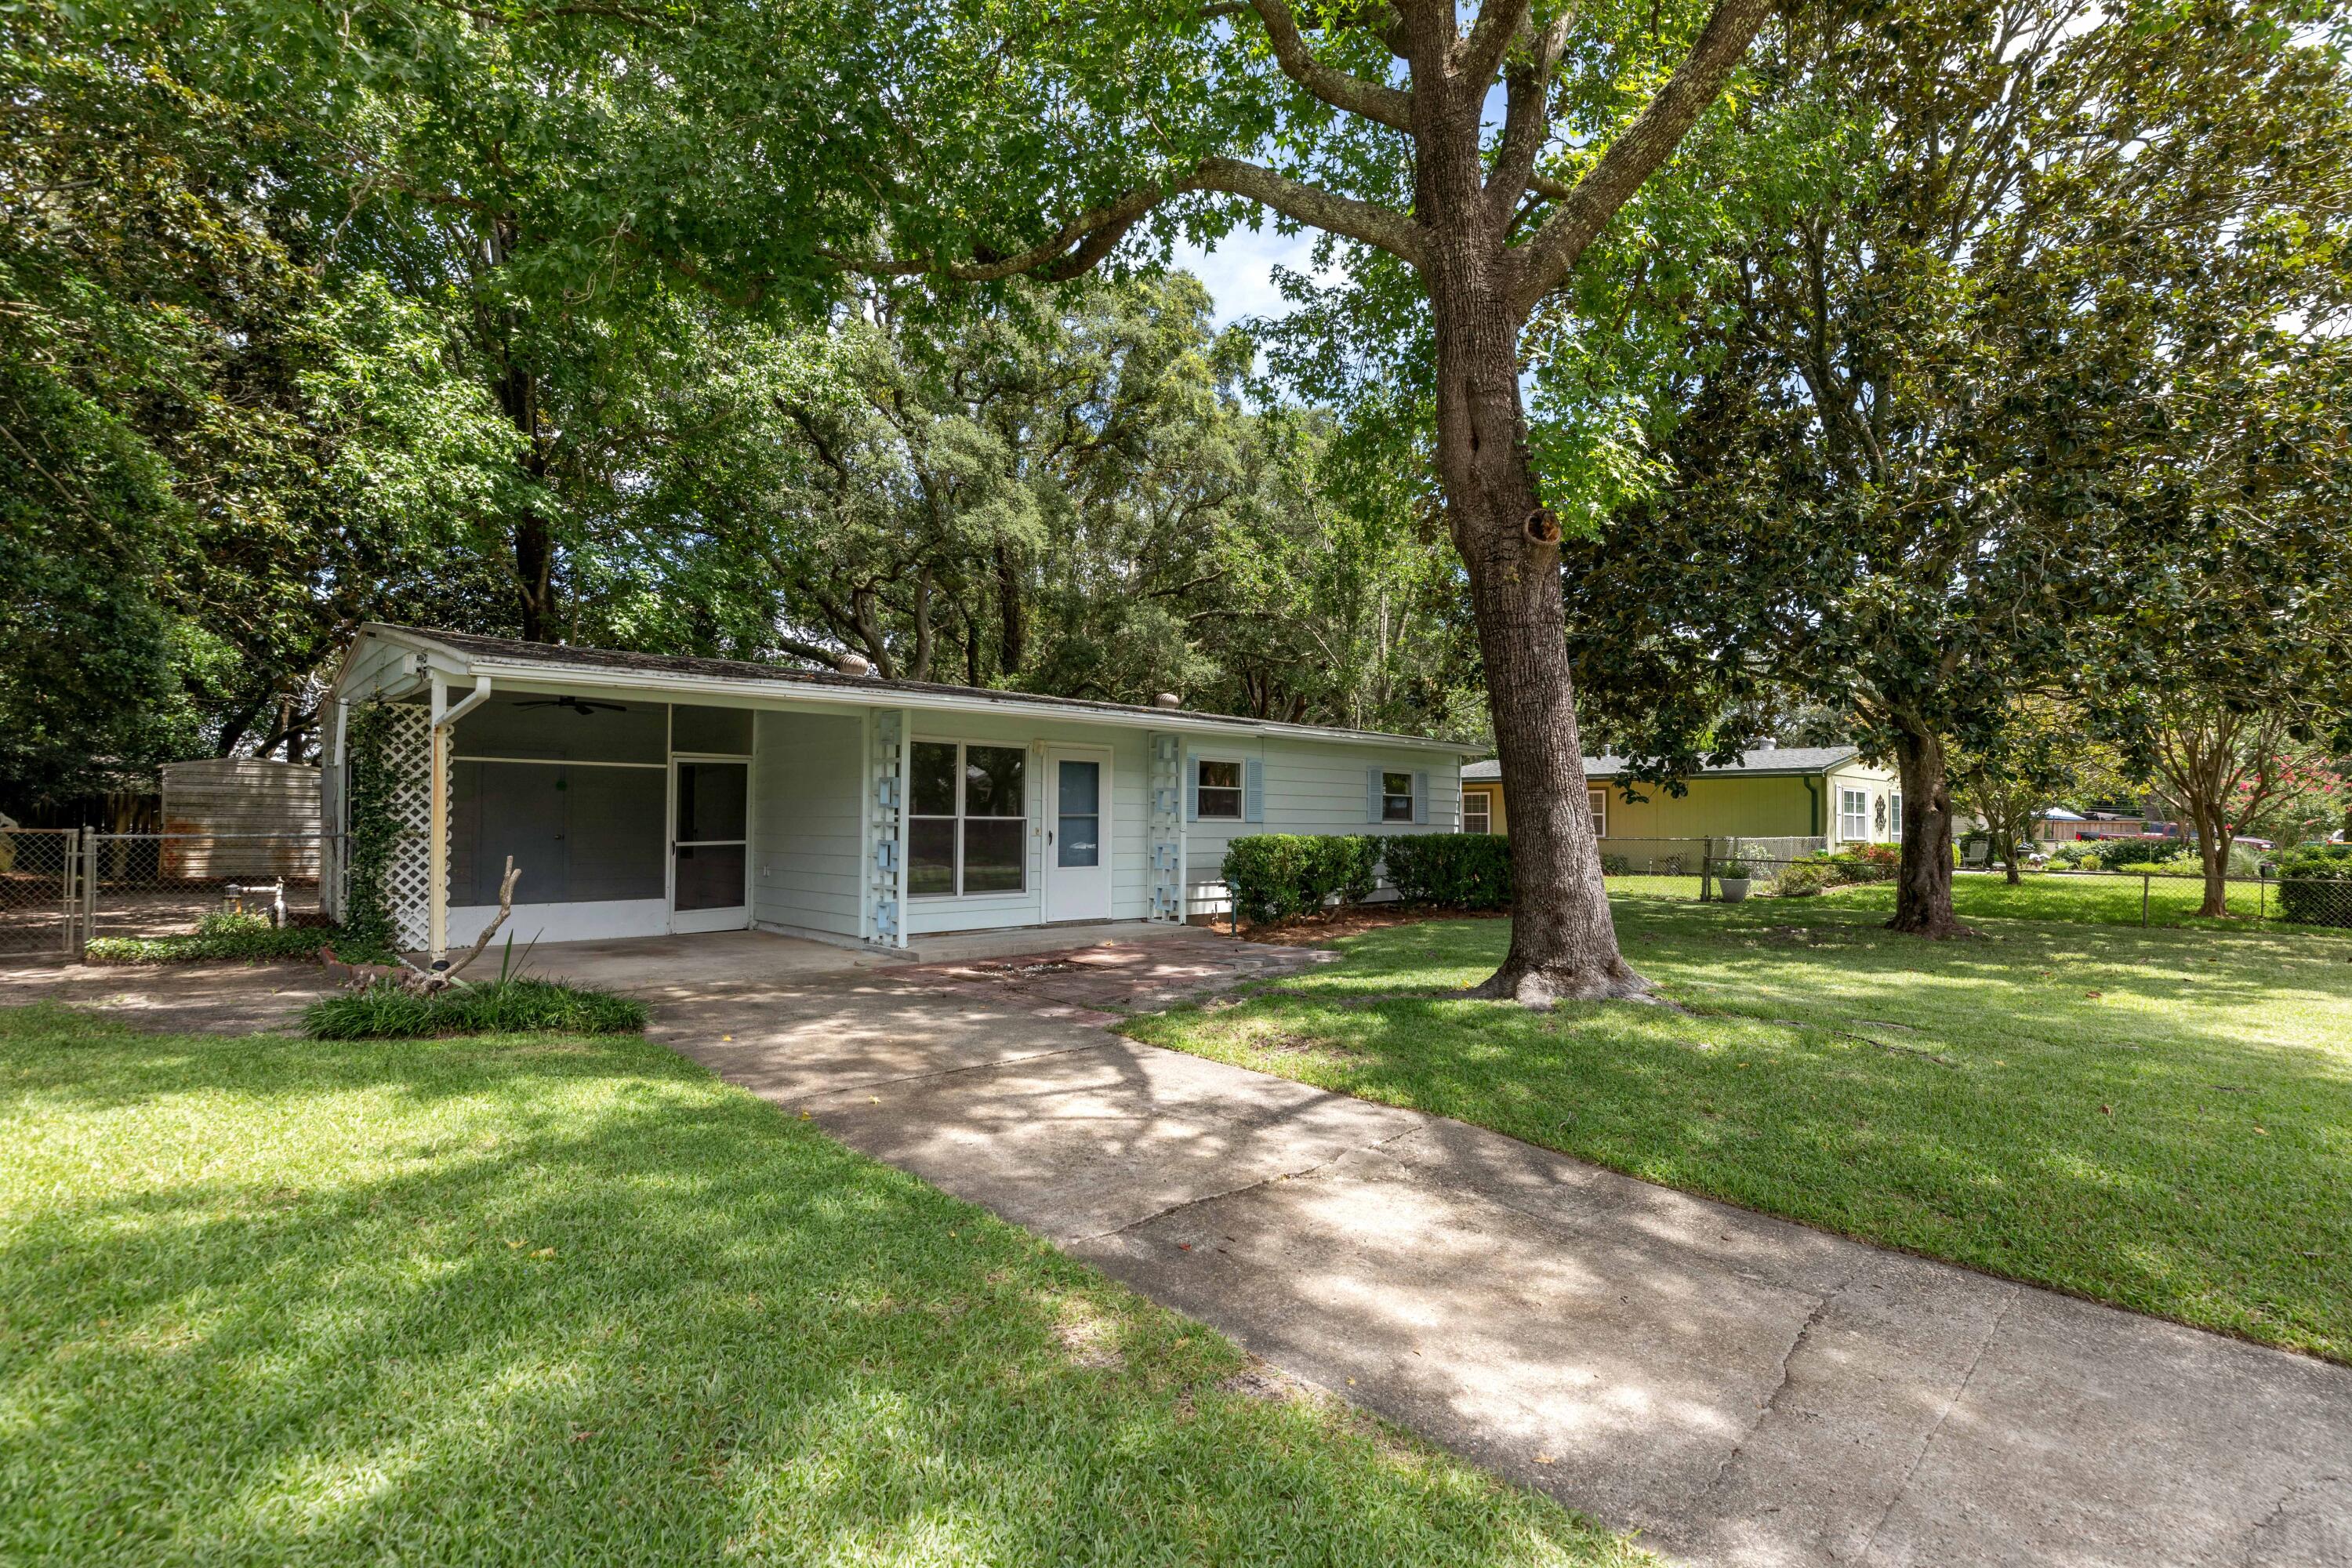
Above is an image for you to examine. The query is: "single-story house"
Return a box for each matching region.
[1461,745,1901,849]
[321,625,1473,955]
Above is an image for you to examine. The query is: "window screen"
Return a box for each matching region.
[907,741,1026,895]
[1381,771,1414,822]
[448,761,664,905]
[672,704,753,754]
[452,695,667,763]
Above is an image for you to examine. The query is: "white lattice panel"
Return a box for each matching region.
[377,705,440,951]
[1147,731,1185,922]
[866,711,904,946]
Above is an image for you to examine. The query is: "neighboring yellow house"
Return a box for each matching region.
[1460,746,1903,847]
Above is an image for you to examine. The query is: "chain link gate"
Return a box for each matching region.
[0,829,82,956]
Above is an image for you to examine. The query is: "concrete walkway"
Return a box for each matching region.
[630,937,2351,1568]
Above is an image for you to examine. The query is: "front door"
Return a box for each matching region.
[670,759,750,933]
[1043,750,1112,923]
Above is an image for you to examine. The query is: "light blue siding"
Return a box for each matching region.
[753,710,863,938]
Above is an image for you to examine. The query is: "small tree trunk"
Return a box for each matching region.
[2195,803,2231,917]
[1887,722,1972,938]
[1425,241,1642,1004]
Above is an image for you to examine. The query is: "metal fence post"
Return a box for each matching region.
[1700,838,1714,902]
[2259,866,2267,923]
[78,831,98,960]
[2141,872,2151,928]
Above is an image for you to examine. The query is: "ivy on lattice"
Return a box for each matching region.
[342,702,402,955]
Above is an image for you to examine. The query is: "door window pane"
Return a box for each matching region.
[673,843,746,910]
[676,761,748,842]
[909,818,956,895]
[962,818,1025,892]
[1058,760,1100,868]
[910,742,957,815]
[964,746,1025,817]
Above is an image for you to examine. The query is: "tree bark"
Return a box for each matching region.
[2194,800,2232,917]
[1887,721,1972,937]
[1420,115,1643,1004]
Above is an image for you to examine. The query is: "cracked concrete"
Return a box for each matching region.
[12,928,2350,1566]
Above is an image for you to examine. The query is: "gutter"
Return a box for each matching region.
[1803,773,1823,837]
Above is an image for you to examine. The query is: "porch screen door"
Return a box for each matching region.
[1043,751,1112,923]
[671,760,750,932]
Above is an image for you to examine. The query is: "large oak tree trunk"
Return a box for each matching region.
[1887,723,1971,937]
[1425,227,1642,1004]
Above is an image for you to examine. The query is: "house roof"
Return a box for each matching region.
[337,625,1475,756]
[1461,745,1863,783]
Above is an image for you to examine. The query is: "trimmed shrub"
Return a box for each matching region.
[87,911,384,967]
[2274,851,2352,928]
[305,978,648,1040]
[1775,860,1834,898]
[1220,834,1378,926]
[1599,852,1631,877]
[2096,837,2179,869]
[1380,833,1514,910]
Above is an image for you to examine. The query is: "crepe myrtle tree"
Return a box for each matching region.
[800,0,1774,1004]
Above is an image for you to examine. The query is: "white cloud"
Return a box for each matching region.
[1166,225,1327,328]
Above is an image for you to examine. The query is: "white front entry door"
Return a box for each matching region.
[670,758,750,933]
[1043,750,1112,923]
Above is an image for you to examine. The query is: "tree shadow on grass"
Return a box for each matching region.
[0,1009,1635,1568]
[1128,906,2352,1362]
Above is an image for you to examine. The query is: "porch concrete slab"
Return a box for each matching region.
[631,962,2352,1568]
[897,920,1200,964]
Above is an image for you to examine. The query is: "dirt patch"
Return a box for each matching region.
[1215,1356,1320,1405]
[1218,907,1511,946]
[1054,1302,1125,1371]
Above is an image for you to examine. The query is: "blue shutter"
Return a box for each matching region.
[1243,758,1264,822]
[1367,767,1382,823]
[1185,754,1199,822]
[1412,770,1428,826]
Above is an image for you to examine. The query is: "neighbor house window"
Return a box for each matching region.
[1889,791,1904,840]
[1464,789,1492,834]
[1589,789,1608,840]
[1839,787,1869,843]
[909,741,1026,896]
[1381,771,1414,822]
[1195,758,1243,819]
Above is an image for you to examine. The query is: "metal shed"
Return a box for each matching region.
[158,758,322,879]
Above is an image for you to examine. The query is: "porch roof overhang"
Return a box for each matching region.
[333,624,1477,757]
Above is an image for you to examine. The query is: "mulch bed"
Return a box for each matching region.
[1214,906,1511,946]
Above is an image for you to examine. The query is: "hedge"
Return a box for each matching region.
[305,978,648,1040]
[1219,833,1514,926]
[1219,834,1378,926]
[1379,833,1513,910]
[2274,850,2352,928]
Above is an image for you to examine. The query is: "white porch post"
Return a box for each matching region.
[425,673,493,963]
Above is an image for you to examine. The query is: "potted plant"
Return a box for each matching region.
[1717,858,1756,902]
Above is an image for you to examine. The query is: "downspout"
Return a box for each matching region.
[426,674,493,961]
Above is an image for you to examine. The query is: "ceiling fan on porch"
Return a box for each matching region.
[514,695,629,716]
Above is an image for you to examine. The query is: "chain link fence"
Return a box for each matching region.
[0,831,339,960]
[0,829,82,956]
[1595,838,2352,931]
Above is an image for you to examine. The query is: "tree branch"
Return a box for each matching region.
[1453,0,1532,88]
[1242,0,1415,131]
[1486,8,1577,224]
[1506,0,1770,317]
[1192,156,1424,265]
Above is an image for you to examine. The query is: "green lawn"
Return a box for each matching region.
[1127,901,2352,1363]
[0,1004,1638,1568]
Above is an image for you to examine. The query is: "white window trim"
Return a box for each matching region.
[908,737,1030,899]
[1192,751,1248,822]
[1889,790,1904,841]
[1838,786,1870,844]
[1463,788,1493,834]
[1589,788,1608,840]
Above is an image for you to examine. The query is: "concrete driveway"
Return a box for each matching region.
[613,931,2349,1568]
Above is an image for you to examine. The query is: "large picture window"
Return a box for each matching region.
[909,741,1027,897]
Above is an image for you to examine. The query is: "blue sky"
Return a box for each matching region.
[1167,227,1323,328]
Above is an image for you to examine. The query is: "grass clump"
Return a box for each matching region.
[85,910,373,966]
[305,977,648,1039]
[0,1004,1637,1567]
[1129,898,2352,1362]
